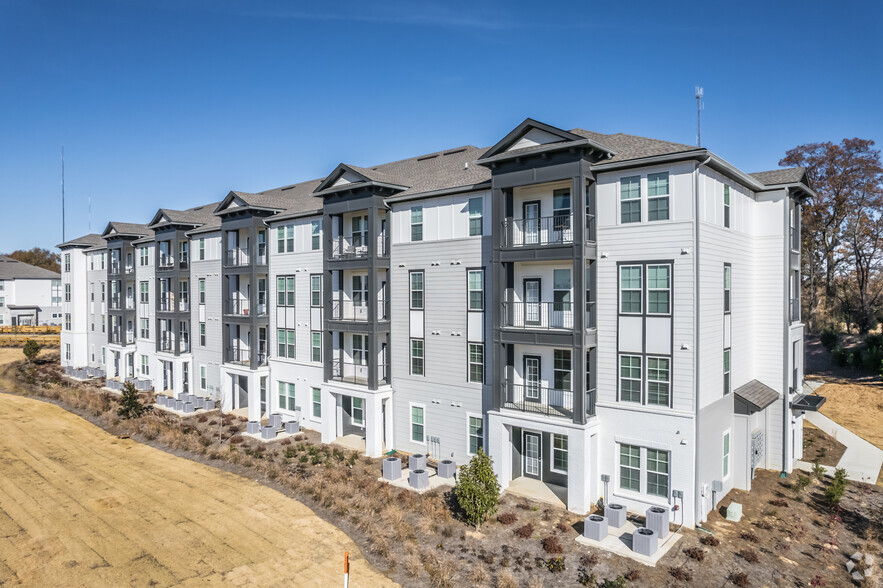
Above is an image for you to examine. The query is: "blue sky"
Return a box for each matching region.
[1,0,881,252]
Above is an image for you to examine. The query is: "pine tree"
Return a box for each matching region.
[22,339,40,363]
[454,448,501,530]
[117,381,145,419]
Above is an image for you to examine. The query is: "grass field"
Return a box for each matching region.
[0,350,395,587]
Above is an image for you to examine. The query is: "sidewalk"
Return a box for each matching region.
[795,409,883,484]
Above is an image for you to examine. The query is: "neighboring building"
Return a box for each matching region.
[58,118,819,526]
[0,255,63,327]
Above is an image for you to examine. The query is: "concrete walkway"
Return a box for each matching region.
[796,410,883,484]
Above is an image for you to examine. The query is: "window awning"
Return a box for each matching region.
[734,380,780,415]
[790,394,826,412]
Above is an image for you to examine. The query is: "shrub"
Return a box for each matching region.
[668,566,693,582]
[514,524,534,539]
[769,498,789,507]
[729,571,751,587]
[117,381,146,419]
[497,512,518,525]
[579,552,600,567]
[541,535,563,554]
[577,569,596,587]
[819,330,838,351]
[699,535,720,547]
[738,548,759,563]
[847,349,862,368]
[865,333,883,348]
[824,469,848,505]
[556,521,570,533]
[793,474,811,497]
[831,346,848,367]
[454,448,501,530]
[684,546,705,561]
[740,530,759,543]
[600,576,628,588]
[755,519,773,531]
[23,339,41,363]
[863,345,883,371]
[545,556,565,573]
[624,569,641,582]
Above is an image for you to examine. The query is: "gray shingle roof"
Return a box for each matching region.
[104,222,151,238]
[570,129,698,163]
[0,256,61,280]
[749,167,807,186]
[734,380,779,412]
[155,202,221,226]
[57,233,105,249]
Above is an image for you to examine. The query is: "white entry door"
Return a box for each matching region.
[523,432,541,478]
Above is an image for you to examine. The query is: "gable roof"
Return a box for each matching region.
[101,221,151,239]
[57,233,105,249]
[570,129,697,163]
[749,167,808,186]
[148,202,220,229]
[734,380,780,413]
[0,256,60,280]
[478,118,615,164]
[214,181,325,217]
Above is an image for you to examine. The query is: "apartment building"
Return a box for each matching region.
[59,118,818,526]
[0,255,62,328]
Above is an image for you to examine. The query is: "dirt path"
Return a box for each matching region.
[0,353,395,587]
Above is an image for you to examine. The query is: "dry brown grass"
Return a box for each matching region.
[816,380,883,450]
[468,564,490,585]
[495,570,517,588]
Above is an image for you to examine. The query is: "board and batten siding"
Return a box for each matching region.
[190,233,223,400]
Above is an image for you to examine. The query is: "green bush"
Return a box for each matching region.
[117,381,146,419]
[832,346,848,367]
[811,460,826,479]
[22,339,41,363]
[865,334,883,348]
[454,448,501,529]
[847,349,862,368]
[819,330,838,351]
[863,345,883,371]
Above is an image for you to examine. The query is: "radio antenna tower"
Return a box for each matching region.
[695,86,704,147]
[61,146,66,242]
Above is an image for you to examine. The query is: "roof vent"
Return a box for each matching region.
[417,154,439,161]
[443,148,467,156]
[281,185,296,191]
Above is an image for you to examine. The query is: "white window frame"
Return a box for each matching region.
[352,397,364,426]
[468,197,483,236]
[467,342,483,383]
[141,355,149,376]
[466,414,483,456]
[724,184,731,228]
[310,275,321,307]
[410,403,426,445]
[409,271,424,310]
[723,264,731,313]
[311,387,322,420]
[200,365,206,390]
[311,220,321,251]
[619,443,641,492]
[199,322,206,347]
[723,348,731,395]
[723,429,731,479]
[311,331,322,363]
[619,265,642,314]
[551,433,568,474]
[278,381,296,412]
[467,269,484,311]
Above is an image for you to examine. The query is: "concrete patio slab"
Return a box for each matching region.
[378,467,453,494]
[505,476,567,509]
[575,518,683,567]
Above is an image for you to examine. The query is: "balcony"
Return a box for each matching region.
[124,265,135,275]
[125,296,135,310]
[159,296,173,312]
[502,381,596,420]
[330,360,389,386]
[110,295,121,310]
[179,335,190,353]
[501,301,596,331]
[331,240,369,260]
[158,256,175,269]
[179,252,189,269]
[178,297,190,312]
[330,300,388,322]
[159,336,175,353]
[502,214,573,248]
[256,244,267,266]
[226,346,266,366]
[225,249,249,267]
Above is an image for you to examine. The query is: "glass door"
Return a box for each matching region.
[523,432,541,478]
[524,355,541,401]
[524,279,541,326]
[523,201,540,245]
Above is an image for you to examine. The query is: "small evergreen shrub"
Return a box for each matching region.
[819,330,838,350]
[453,448,501,530]
[23,339,41,363]
[824,468,848,505]
[831,346,848,367]
[117,381,146,419]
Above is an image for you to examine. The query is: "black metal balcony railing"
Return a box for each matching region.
[331,239,369,260]
[502,381,596,419]
[159,296,173,312]
[124,265,135,275]
[226,299,250,316]
[502,214,574,248]
[110,295,121,310]
[330,359,389,386]
[225,249,249,267]
[330,300,388,321]
[225,346,266,366]
[179,252,189,268]
[109,263,121,275]
[159,336,175,352]
[158,256,175,269]
[501,301,597,330]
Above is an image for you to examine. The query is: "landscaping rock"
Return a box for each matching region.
[852,571,864,583]
[846,560,855,573]
[851,551,863,561]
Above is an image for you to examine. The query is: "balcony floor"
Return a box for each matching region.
[502,400,573,420]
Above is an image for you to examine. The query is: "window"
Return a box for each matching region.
[410,271,424,309]
[0,280,3,291]
[312,387,321,418]
[410,339,424,375]
[277,276,295,306]
[351,215,367,248]
[647,265,670,314]
[411,206,423,241]
[553,269,571,316]
[723,348,731,395]
[64,283,71,302]
[65,344,71,361]
[101,315,105,332]
[194,278,203,305]
[619,266,642,313]
[141,355,149,376]
[647,172,669,221]
[64,253,71,272]
[351,334,366,366]
[352,397,364,426]
[553,349,571,391]
[139,281,149,303]
[647,357,670,406]
[277,227,285,254]
[468,343,484,383]
[467,270,484,311]
[64,313,71,330]
[552,434,568,472]
[411,405,425,443]
[723,264,731,313]
[620,444,640,491]
[101,283,105,301]
[310,275,321,307]
[277,329,296,358]
[723,430,731,478]
[468,416,483,455]
[646,449,669,498]
[51,280,61,305]
[311,220,321,250]
[278,382,296,411]
[140,318,149,339]
[468,197,483,236]
[724,185,731,228]
[199,323,206,346]
[311,332,322,362]
[0,296,4,307]
[620,176,641,223]
[100,253,105,270]
[620,355,642,402]
[199,238,205,260]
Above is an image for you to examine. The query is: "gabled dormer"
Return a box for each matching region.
[477,118,615,168]
[313,163,408,198]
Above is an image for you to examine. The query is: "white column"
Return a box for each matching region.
[567,428,590,514]
[383,397,394,451]
[487,414,511,489]
[247,373,261,423]
[320,388,336,444]
[364,394,384,458]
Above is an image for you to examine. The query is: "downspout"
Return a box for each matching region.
[782,188,793,476]
[693,156,711,525]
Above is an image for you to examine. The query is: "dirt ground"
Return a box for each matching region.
[812,379,883,453]
[0,353,395,586]
[802,421,847,467]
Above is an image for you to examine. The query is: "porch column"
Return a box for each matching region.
[487,413,511,488]
[567,427,591,514]
[364,394,384,458]
[247,374,261,423]
[320,388,336,444]
[383,397,394,450]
